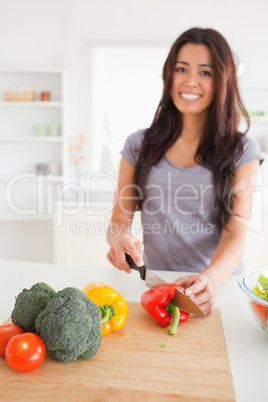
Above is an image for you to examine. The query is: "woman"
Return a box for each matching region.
[106,27,263,315]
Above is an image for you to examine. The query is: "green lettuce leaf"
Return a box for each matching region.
[252,274,268,301]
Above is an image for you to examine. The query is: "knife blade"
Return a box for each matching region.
[125,253,206,316]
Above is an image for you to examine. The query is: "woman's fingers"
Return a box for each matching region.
[106,247,132,273]
[136,241,145,258]
[173,274,215,315]
[197,299,214,316]
[125,242,144,267]
[191,287,214,309]
[197,290,215,315]
[174,275,198,294]
[114,249,133,273]
[107,234,144,273]
[185,275,209,296]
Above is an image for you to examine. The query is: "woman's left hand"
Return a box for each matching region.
[173,274,215,315]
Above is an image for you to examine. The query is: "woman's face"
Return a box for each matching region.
[170,43,215,119]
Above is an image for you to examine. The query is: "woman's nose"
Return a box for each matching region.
[185,72,198,86]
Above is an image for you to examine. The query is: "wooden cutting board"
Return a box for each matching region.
[0,302,235,401]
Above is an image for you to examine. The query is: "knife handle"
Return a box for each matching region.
[125,253,146,280]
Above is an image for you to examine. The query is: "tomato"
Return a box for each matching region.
[0,324,24,358]
[5,333,46,372]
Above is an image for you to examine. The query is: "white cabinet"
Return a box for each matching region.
[0,70,69,217]
[0,70,69,263]
[53,205,143,268]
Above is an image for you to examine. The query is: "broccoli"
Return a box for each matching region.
[11,282,57,332]
[35,287,102,363]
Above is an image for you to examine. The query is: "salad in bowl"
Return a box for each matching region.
[238,268,268,334]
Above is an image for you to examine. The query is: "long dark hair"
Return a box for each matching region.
[133,27,249,229]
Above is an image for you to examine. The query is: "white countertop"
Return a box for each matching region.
[1,260,267,401]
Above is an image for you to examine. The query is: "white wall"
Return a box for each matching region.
[0,0,267,263]
[1,0,268,161]
[0,219,54,262]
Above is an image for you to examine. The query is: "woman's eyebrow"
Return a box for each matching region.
[199,63,213,68]
[175,61,188,65]
[175,61,213,68]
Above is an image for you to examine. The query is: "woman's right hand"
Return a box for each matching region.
[106,234,144,273]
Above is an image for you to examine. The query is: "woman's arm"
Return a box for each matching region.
[106,157,144,272]
[175,159,261,314]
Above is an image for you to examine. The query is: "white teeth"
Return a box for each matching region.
[180,93,200,100]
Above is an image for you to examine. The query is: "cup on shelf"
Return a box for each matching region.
[36,164,49,174]
[35,125,48,136]
[48,125,61,136]
[40,91,51,101]
[48,162,61,176]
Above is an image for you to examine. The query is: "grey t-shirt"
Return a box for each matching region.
[121,129,264,274]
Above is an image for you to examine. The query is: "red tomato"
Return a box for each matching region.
[0,324,24,358]
[5,333,46,372]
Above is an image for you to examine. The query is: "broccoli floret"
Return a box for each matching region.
[11,282,57,332]
[35,287,102,363]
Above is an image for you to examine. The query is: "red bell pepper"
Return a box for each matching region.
[140,283,190,335]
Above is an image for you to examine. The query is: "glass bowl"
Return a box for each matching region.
[238,268,268,334]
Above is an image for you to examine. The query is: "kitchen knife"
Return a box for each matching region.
[125,253,206,316]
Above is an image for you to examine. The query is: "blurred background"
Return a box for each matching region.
[0,0,267,268]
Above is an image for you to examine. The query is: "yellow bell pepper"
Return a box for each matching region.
[82,281,128,335]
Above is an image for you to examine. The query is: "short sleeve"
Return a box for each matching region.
[120,129,147,167]
[235,136,265,170]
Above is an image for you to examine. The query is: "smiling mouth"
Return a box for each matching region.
[180,93,201,100]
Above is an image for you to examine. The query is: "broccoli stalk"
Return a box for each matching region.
[11,282,57,332]
[35,287,102,363]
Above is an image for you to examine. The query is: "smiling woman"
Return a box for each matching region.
[106,27,264,316]
[171,43,214,120]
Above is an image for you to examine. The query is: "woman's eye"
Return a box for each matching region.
[201,70,212,76]
[175,67,187,73]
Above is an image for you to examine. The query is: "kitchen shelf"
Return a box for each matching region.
[0,175,63,182]
[0,101,62,108]
[0,136,62,143]
[0,212,53,221]
[0,69,69,218]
